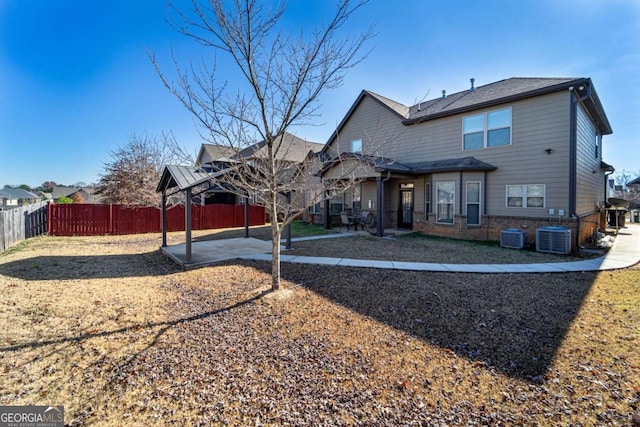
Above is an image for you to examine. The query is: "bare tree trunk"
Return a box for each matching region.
[270,213,281,291]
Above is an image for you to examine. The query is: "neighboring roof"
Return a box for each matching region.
[318,153,495,176]
[51,186,86,199]
[0,187,40,200]
[628,176,640,186]
[197,144,238,167]
[238,132,324,163]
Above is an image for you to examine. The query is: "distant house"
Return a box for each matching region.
[0,187,41,208]
[186,132,324,205]
[317,77,614,249]
[51,186,103,204]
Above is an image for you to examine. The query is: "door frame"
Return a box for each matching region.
[398,183,414,229]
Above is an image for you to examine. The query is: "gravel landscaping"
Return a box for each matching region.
[0,231,638,425]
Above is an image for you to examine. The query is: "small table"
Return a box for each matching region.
[348,215,360,231]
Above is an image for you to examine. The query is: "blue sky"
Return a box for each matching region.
[1,0,638,188]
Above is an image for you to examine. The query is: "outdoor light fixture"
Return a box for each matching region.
[544,148,554,155]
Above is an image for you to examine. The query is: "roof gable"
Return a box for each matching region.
[323,90,408,152]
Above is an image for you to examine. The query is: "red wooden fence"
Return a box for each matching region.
[47,203,265,236]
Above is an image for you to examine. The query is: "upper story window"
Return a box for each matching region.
[351,139,362,154]
[463,108,512,150]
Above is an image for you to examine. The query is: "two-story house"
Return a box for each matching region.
[318,77,613,249]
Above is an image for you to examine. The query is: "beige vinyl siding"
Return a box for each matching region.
[575,103,604,214]
[326,96,404,157]
[394,91,572,218]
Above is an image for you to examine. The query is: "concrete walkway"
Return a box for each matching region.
[238,225,640,273]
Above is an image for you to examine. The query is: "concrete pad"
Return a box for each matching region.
[338,258,395,269]
[390,261,450,271]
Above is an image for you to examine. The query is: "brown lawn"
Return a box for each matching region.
[0,231,638,426]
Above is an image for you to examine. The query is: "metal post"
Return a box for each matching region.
[376,176,384,237]
[161,192,167,247]
[244,195,250,238]
[185,188,192,263]
[323,191,331,229]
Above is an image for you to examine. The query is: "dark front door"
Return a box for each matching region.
[398,184,414,229]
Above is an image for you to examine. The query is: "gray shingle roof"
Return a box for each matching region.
[404,157,497,174]
[318,153,495,176]
[156,165,214,193]
[238,132,323,162]
[403,77,612,135]
[0,187,40,200]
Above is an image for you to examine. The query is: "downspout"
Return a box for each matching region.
[569,83,593,250]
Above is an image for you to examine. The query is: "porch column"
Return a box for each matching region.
[323,190,331,229]
[376,176,384,237]
[185,187,192,263]
[161,191,167,247]
[244,194,250,238]
[285,191,292,250]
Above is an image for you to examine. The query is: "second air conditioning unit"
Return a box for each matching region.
[500,229,527,249]
[536,226,571,254]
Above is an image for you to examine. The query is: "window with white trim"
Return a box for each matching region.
[436,182,455,224]
[351,139,362,154]
[463,108,511,150]
[466,181,481,225]
[506,184,545,208]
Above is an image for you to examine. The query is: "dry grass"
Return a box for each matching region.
[0,232,638,425]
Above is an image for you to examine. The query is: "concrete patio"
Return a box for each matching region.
[161,224,640,273]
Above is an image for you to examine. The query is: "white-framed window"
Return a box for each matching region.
[506,184,545,208]
[463,107,512,150]
[466,181,481,225]
[425,183,431,216]
[436,181,455,224]
[351,139,362,154]
[352,184,361,212]
[330,193,345,214]
[307,190,321,213]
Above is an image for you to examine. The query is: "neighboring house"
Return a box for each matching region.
[317,77,613,249]
[0,187,41,208]
[51,186,103,204]
[192,132,324,205]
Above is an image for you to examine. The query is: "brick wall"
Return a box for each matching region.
[413,214,582,249]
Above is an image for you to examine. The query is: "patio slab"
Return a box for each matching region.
[161,224,640,273]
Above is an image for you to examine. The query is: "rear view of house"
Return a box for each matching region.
[317,77,613,249]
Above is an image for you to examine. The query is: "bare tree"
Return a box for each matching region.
[615,170,640,207]
[97,134,186,206]
[153,0,374,291]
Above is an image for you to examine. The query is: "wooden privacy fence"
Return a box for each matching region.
[0,201,48,250]
[48,203,266,236]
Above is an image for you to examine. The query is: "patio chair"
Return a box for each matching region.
[340,213,355,231]
[363,213,376,233]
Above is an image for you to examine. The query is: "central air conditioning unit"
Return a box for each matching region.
[500,229,527,249]
[536,226,571,254]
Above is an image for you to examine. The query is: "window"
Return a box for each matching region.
[351,139,362,154]
[425,183,431,216]
[352,184,361,213]
[463,108,511,150]
[436,182,455,224]
[595,133,601,159]
[307,191,321,213]
[506,184,545,208]
[466,182,481,225]
[330,193,344,214]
